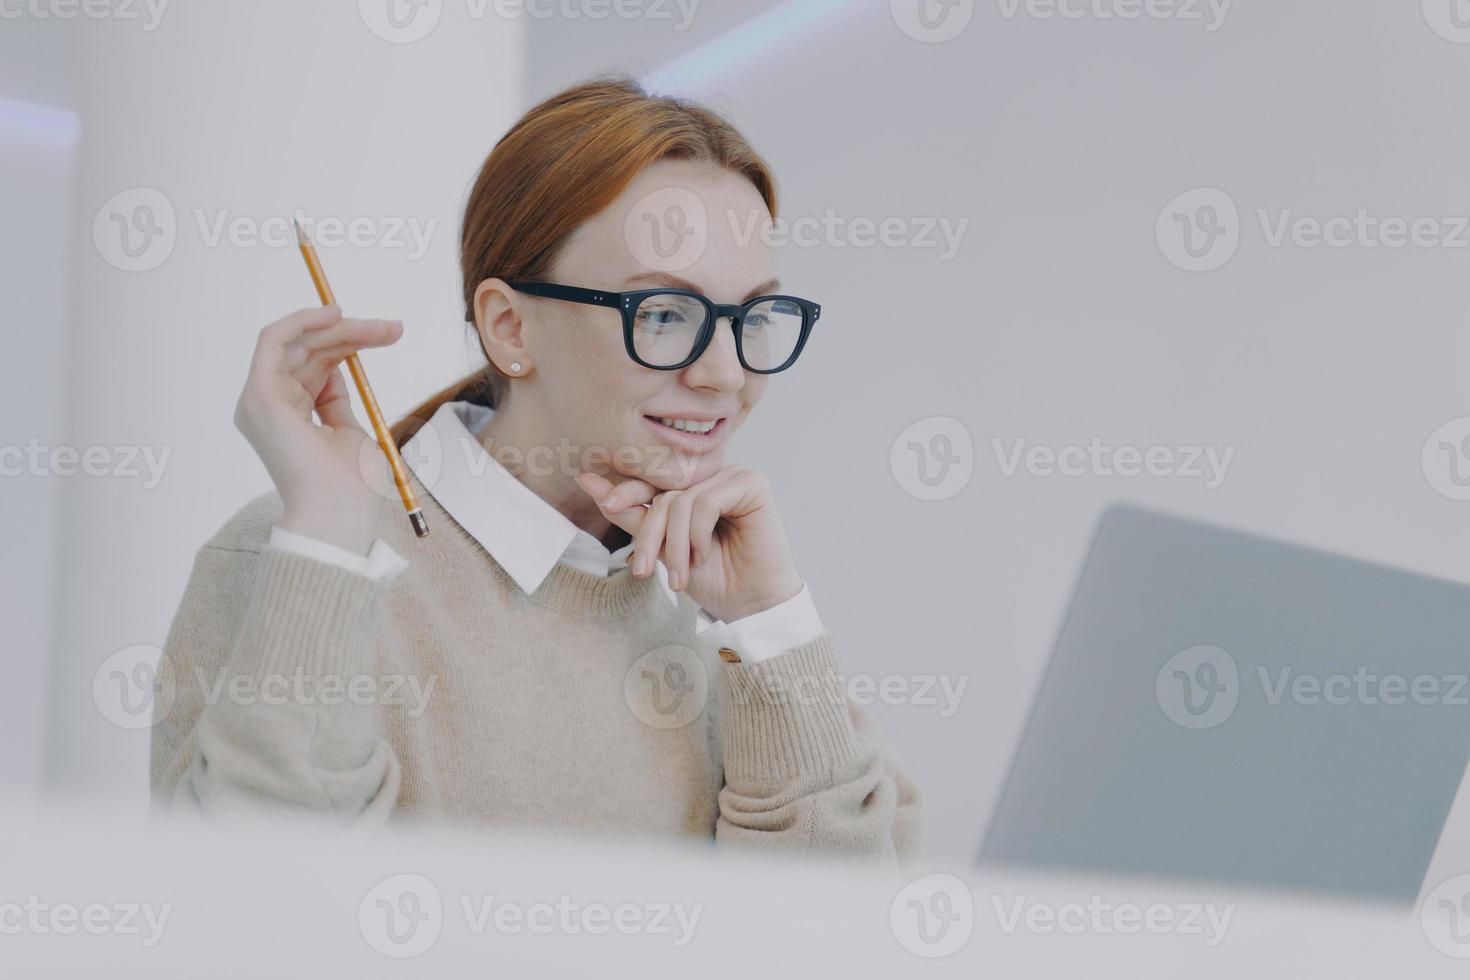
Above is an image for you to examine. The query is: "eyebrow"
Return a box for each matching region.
[623,272,781,303]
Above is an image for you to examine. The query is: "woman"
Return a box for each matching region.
[151,76,920,864]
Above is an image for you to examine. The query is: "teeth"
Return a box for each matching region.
[656,417,717,434]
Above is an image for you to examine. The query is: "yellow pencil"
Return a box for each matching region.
[294,217,428,538]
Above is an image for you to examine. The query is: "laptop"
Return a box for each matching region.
[978,504,1470,905]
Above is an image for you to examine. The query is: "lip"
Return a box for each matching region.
[642,414,729,453]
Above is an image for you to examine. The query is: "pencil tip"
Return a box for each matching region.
[293,217,307,245]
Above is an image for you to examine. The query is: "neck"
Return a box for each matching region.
[477,399,626,551]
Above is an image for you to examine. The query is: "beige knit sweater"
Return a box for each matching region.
[151,473,921,863]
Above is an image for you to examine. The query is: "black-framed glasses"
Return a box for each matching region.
[506,281,821,374]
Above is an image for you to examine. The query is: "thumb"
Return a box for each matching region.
[576,471,649,536]
[315,367,364,431]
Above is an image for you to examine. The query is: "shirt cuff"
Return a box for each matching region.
[267,526,410,583]
[695,582,825,664]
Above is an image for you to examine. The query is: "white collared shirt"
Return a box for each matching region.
[267,400,824,663]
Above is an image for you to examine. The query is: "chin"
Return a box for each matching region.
[635,451,725,491]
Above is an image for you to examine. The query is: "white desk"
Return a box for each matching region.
[1,796,1463,977]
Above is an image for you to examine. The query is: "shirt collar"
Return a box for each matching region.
[402,399,630,593]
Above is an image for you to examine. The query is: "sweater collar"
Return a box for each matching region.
[401,400,636,595]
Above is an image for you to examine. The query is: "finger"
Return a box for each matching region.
[599,476,659,514]
[575,472,650,539]
[314,367,362,431]
[688,488,723,570]
[684,468,770,562]
[297,317,403,353]
[250,305,341,378]
[662,490,695,590]
[631,490,679,579]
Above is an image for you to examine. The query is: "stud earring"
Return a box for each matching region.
[509,362,522,374]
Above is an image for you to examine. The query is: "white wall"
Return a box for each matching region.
[527,1,1470,860]
[44,1,524,809]
[0,19,77,794]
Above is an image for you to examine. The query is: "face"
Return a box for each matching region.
[477,159,782,491]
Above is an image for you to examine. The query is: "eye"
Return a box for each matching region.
[635,306,689,331]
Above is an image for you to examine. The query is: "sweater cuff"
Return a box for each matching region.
[233,546,388,684]
[719,634,865,794]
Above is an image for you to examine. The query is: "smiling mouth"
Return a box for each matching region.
[642,415,728,448]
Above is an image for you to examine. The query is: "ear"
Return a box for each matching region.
[472,277,532,376]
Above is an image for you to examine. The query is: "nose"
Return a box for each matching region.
[681,315,746,393]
